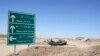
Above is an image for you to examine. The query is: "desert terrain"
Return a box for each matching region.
[0,36,100,56]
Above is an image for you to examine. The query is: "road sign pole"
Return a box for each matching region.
[28,45,30,47]
[14,45,16,54]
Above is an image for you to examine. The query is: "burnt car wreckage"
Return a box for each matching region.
[47,39,67,46]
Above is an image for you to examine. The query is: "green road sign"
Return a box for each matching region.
[7,11,35,45]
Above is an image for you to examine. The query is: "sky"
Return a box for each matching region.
[0,0,100,38]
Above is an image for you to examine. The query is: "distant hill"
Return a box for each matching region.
[0,34,7,38]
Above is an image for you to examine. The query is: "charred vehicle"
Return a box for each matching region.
[47,39,67,46]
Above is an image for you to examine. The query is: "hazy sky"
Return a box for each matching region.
[0,0,100,38]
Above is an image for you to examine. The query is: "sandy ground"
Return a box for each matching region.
[14,45,100,56]
[0,38,30,56]
[0,37,100,56]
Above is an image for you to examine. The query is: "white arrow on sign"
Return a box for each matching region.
[10,36,16,41]
[10,15,16,22]
[10,25,15,33]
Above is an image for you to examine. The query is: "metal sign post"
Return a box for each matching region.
[7,11,35,54]
[14,45,16,54]
[28,45,30,47]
